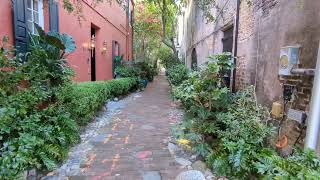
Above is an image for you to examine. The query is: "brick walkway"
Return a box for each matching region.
[48,75,185,180]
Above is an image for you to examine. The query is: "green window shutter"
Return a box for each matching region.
[49,0,59,32]
[13,0,28,55]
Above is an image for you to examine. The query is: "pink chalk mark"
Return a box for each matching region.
[101,159,108,164]
[135,151,152,159]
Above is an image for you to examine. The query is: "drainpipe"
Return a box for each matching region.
[231,0,240,92]
[305,43,320,151]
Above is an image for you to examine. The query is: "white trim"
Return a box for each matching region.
[26,0,44,34]
[38,0,44,29]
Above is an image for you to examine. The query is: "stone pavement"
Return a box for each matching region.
[45,76,185,180]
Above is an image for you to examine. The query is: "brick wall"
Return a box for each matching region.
[237,0,320,153]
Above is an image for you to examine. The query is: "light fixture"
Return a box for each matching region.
[82,42,89,51]
[90,35,96,49]
[101,41,108,54]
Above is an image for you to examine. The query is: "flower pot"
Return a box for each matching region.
[276,135,288,149]
[141,79,148,88]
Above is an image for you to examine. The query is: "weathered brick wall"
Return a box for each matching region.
[278,76,313,151]
[179,0,237,69]
[237,0,320,153]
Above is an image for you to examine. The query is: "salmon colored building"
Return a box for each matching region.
[0,0,134,81]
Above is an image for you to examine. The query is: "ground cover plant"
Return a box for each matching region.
[166,64,189,86]
[115,60,157,89]
[0,27,79,178]
[170,53,320,179]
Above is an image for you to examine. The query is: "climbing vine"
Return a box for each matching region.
[181,0,252,23]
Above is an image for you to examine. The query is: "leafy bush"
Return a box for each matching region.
[115,65,141,78]
[0,27,79,178]
[135,62,158,81]
[59,78,138,125]
[256,149,320,179]
[157,47,180,69]
[173,56,233,117]
[171,53,320,179]
[205,87,274,178]
[0,26,138,178]
[166,64,189,86]
[115,61,157,83]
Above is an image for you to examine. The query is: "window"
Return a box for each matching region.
[26,0,44,34]
[130,10,133,26]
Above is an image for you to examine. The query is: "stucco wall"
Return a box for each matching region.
[177,0,237,69]
[0,0,134,82]
[237,0,320,152]
[59,0,133,81]
[0,1,14,45]
[237,0,320,105]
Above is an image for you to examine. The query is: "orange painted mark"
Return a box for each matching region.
[81,153,96,173]
[110,153,120,171]
[92,154,120,180]
[91,171,111,180]
[124,135,130,144]
[112,123,118,131]
[103,134,112,144]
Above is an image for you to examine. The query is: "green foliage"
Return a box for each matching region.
[59,78,138,125]
[256,149,320,179]
[115,61,158,82]
[172,52,320,178]
[113,55,124,68]
[135,62,158,81]
[173,55,233,117]
[115,65,141,78]
[166,64,189,86]
[0,28,79,178]
[157,47,180,69]
[205,87,274,178]
[0,27,138,178]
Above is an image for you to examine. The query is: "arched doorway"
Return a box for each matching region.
[191,48,197,70]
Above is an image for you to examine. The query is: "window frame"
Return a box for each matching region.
[26,0,44,34]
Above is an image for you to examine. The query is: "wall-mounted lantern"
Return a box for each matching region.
[101,41,108,54]
[90,35,96,50]
[82,35,96,55]
[82,42,89,51]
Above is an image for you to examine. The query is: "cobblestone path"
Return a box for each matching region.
[46,76,185,180]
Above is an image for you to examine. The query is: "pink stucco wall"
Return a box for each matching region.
[0,0,134,82]
[59,1,133,81]
[0,1,14,45]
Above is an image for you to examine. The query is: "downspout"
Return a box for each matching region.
[305,43,320,151]
[232,0,240,92]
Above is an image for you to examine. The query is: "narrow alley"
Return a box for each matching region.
[46,76,185,180]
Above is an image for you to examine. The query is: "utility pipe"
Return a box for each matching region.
[291,68,315,76]
[305,43,320,151]
[231,0,240,92]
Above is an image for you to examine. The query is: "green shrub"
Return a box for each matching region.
[135,62,158,81]
[167,64,189,86]
[115,65,141,78]
[0,26,138,178]
[205,87,274,178]
[59,78,138,125]
[115,61,157,82]
[172,57,233,118]
[0,27,79,178]
[172,53,320,179]
[256,149,320,179]
[157,47,180,69]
